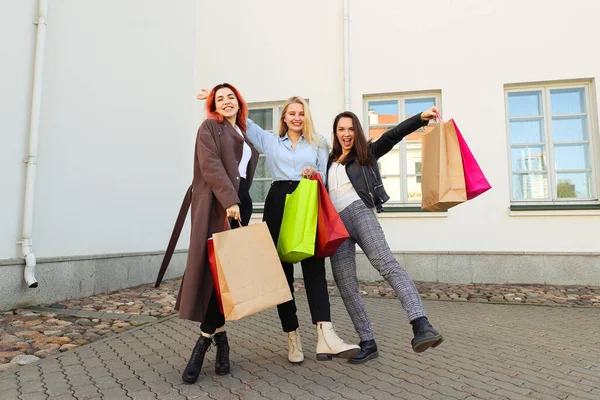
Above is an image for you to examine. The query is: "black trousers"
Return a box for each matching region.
[200,177,252,334]
[263,180,331,332]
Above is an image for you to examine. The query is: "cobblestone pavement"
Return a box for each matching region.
[31,278,600,314]
[1,293,599,399]
[5,278,599,373]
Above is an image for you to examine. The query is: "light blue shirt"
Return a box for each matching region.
[246,119,329,185]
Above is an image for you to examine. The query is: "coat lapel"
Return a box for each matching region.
[221,122,245,144]
[220,121,259,183]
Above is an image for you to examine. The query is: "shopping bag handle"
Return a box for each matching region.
[223,217,242,231]
[434,110,443,122]
[309,173,323,183]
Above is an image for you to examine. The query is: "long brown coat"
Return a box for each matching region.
[176,119,259,322]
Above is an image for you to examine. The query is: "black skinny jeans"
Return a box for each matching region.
[263,180,331,332]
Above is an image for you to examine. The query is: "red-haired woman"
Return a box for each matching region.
[177,83,259,383]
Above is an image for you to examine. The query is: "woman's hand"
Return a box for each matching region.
[226,204,240,221]
[197,88,209,101]
[302,166,317,179]
[421,106,440,121]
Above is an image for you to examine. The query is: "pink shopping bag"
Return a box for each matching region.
[452,120,491,200]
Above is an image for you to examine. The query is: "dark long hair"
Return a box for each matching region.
[331,111,372,166]
[205,83,248,132]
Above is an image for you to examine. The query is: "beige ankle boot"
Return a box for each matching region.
[316,322,360,361]
[287,330,304,363]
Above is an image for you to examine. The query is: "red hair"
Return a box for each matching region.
[205,83,248,132]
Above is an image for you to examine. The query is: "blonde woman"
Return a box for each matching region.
[198,91,359,363]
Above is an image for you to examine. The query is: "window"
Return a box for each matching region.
[248,104,282,205]
[364,93,440,205]
[506,82,598,204]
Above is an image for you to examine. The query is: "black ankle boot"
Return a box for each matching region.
[182,335,212,383]
[350,339,379,364]
[213,332,231,375]
[410,317,443,353]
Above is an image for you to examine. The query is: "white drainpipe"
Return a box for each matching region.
[21,0,49,288]
[343,0,350,110]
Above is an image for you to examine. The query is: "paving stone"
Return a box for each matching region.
[158,393,187,400]
[24,392,51,400]
[19,380,46,394]
[90,374,119,389]
[112,368,137,382]
[145,380,174,396]
[172,384,211,398]
[0,388,21,399]
[158,370,182,386]
[38,361,61,372]
[81,359,105,370]
[137,370,163,384]
[16,368,43,381]
[127,390,158,400]
[44,383,72,397]
[58,357,79,367]
[96,387,129,398]
[47,394,76,400]
[71,384,100,398]
[61,365,87,377]
[119,377,148,392]
[66,374,93,388]
[0,379,18,393]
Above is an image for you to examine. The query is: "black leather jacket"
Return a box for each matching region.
[327,113,428,212]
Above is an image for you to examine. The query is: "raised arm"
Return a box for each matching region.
[370,106,439,158]
[245,118,274,154]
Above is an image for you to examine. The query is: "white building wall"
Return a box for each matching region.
[347,0,600,253]
[195,0,344,145]
[1,1,600,310]
[1,0,197,260]
[1,1,37,261]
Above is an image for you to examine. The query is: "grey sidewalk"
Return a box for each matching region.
[1,294,599,400]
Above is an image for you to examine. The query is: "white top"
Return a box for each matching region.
[328,162,362,213]
[235,126,252,179]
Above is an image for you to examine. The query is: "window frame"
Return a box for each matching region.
[363,91,442,208]
[504,81,600,206]
[248,102,284,209]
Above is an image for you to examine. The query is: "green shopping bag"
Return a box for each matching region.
[277,178,319,263]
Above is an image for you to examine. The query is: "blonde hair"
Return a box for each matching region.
[279,96,326,149]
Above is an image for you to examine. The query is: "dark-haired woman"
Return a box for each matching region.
[178,83,258,383]
[327,108,444,363]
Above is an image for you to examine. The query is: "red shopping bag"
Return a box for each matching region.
[207,218,235,315]
[310,174,350,258]
[452,120,491,200]
[207,237,224,314]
